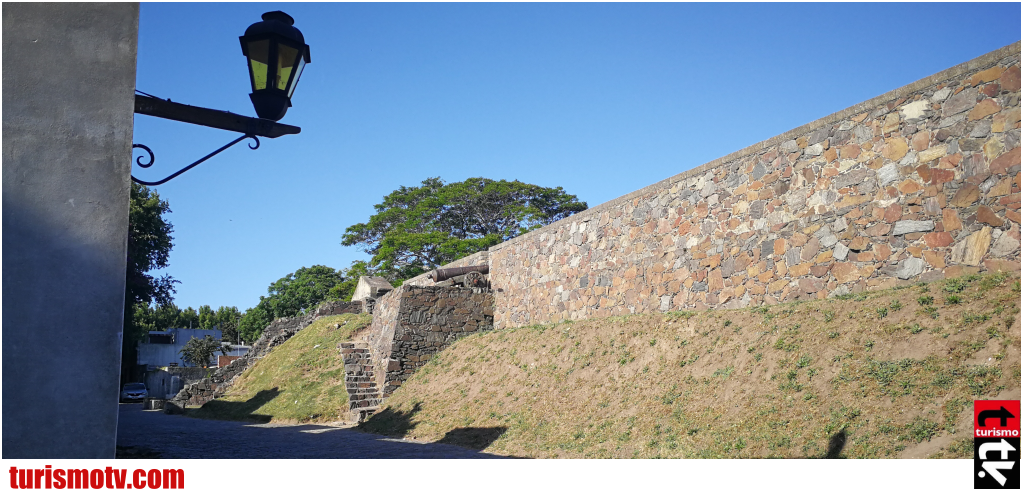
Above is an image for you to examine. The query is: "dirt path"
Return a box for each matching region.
[115,404,505,459]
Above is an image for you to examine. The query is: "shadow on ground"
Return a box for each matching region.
[184,388,279,423]
[356,402,511,453]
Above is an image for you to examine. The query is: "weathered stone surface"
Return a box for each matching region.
[923,232,954,248]
[976,206,1005,226]
[901,100,929,122]
[896,257,926,279]
[892,220,935,235]
[943,88,978,117]
[968,99,1001,121]
[833,242,850,261]
[942,208,963,231]
[781,139,799,153]
[882,138,909,161]
[918,144,948,163]
[949,183,980,207]
[1002,65,1021,91]
[949,226,993,266]
[990,147,1021,174]
[990,228,1021,256]
[877,163,900,186]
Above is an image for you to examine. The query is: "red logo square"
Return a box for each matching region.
[975,400,1021,438]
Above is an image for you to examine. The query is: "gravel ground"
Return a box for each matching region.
[116,404,505,459]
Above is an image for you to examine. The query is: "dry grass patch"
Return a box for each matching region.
[188,313,372,424]
[362,272,1021,458]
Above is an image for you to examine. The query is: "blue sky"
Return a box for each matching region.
[133,2,1021,312]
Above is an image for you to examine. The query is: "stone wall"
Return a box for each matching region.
[364,285,494,395]
[489,42,1021,328]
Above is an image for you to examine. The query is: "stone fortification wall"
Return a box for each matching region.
[489,42,1021,328]
[364,285,494,395]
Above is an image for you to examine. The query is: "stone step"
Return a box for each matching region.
[349,406,379,423]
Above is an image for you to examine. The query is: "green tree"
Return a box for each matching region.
[236,265,348,342]
[122,183,178,383]
[342,177,587,277]
[198,305,216,330]
[179,335,229,369]
[214,306,243,344]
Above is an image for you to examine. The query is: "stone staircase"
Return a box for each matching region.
[338,342,381,422]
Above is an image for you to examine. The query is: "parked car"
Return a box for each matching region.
[120,383,147,403]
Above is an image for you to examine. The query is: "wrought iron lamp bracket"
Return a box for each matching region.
[130,134,259,186]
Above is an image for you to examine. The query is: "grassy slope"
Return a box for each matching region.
[189,313,373,423]
[362,273,1021,458]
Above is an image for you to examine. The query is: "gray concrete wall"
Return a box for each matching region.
[3,3,139,458]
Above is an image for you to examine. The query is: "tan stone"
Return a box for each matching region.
[836,195,872,209]
[708,269,724,292]
[918,144,947,163]
[984,137,1004,162]
[950,226,993,266]
[852,112,868,123]
[968,99,1001,121]
[944,265,980,279]
[880,138,907,161]
[942,208,963,231]
[907,245,923,257]
[922,250,946,269]
[1002,65,1021,91]
[1006,210,1021,224]
[970,66,1003,86]
[774,239,786,256]
[815,250,833,263]
[988,177,1014,197]
[898,179,922,194]
[825,148,837,162]
[984,259,1021,272]
[923,231,954,248]
[949,183,980,208]
[788,262,811,277]
[832,262,859,283]
[977,205,1005,226]
[848,236,870,251]
[790,232,808,247]
[990,147,1021,175]
[883,112,900,134]
[702,254,722,269]
[911,131,929,151]
[768,279,789,293]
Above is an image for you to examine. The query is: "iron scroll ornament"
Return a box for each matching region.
[130,133,259,186]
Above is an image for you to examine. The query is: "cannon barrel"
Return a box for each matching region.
[430,264,489,282]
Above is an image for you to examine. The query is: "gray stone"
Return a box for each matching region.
[930,87,952,103]
[896,257,926,279]
[990,232,1021,256]
[692,281,708,292]
[352,276,395,302]
[892,220,935,235]
[938,112,967,128]
[970,120,992,138]
[877,163,900,186]
[762,238,776,257]
[854,125,873,143]
[808,128,830,145]
[659,295,672,312]
[804,144,824,157]
[820,233,838,248]
[700,180,716,198]
[833,169,874,190]
[942,87,978,117]
[785,247,801,266]
[781,139,799,153]
[960,138,985,151]
[834,242,850,261]
[751,162,767,181]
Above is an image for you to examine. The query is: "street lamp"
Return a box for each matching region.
[240,11,311,121]
[131,11,310,185]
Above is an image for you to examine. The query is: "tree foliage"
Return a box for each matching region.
[342,177,587,277]
[122,184,178,383]
[237,265,349,343]
[179,335,229,369]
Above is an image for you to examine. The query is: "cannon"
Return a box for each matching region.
[430,265,490,288]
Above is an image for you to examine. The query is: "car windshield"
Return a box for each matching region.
[124,383,145,390]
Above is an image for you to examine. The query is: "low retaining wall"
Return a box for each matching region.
[364,285,494,395]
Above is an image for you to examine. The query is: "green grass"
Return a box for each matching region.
[187,313,373,423]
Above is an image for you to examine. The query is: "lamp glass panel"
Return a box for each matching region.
[276,43,301,91]
[247,39,270,91]
[287,57,306,98]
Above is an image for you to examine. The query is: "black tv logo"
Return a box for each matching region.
[974,400,1020,489]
